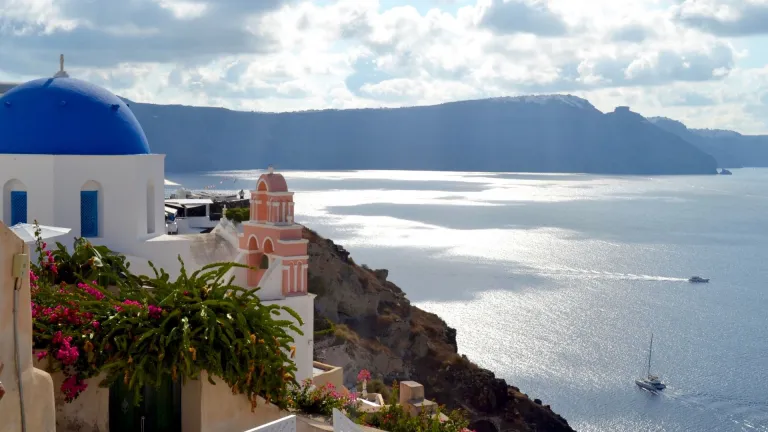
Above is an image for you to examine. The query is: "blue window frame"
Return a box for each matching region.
[80,190,99,237]
[10,191,27,225]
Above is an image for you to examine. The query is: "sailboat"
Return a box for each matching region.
[635,333,666,391]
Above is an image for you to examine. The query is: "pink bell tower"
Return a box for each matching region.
[238,165,308,297]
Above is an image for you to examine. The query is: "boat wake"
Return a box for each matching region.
[662,389,768,431]
[523,265,689,282]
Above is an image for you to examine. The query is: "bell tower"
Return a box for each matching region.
[239,166,308,299]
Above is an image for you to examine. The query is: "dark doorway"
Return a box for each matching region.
[109,376,182,432]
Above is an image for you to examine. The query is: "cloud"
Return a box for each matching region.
[0,0,766,133]
[609,24,656,43]
[478,0,568,36]
[0,0,295,75]
[658,90,716,107]
[675,0,768,36]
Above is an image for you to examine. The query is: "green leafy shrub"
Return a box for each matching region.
[355,378,391,401]
[225,207,251,223]
[31,223,302,410]
[287,379,352,416]
[353,381,474,432]
[313,317,336,337]
[357,404,473,432]
[34,229,134,288]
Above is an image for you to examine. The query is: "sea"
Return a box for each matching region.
[167,168,768,432]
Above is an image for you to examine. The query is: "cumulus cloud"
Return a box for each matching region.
[478,0,568,36]
[0,0,766,133]
[609,24,656,43]
[0,0,295,74]
[675,0,768,36]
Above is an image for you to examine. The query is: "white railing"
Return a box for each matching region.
[244,415,297,432]
[333,408,364,432]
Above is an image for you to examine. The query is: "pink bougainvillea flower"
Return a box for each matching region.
[54,334,79,366]
[61,376,88,402]
[77,282,105,301]
[147,305,163,319]
[357,369,371,382]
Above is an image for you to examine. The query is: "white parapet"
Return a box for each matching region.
[333,408,364,432]
[244,414,296,432]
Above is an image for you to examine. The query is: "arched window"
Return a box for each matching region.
[3,179,27,225]
[81,181,102,238]
[147,181,156,234]
[263,238,274,254]
[261,238,275,269]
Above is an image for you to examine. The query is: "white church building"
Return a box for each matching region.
[0,62,316,385]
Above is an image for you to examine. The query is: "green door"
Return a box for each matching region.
[109,377,181,432]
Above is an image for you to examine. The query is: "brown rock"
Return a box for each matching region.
[305,228,575,432]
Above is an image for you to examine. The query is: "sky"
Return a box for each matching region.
[1,0,768,134]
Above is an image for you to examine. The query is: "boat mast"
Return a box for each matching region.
[647,333,653,377]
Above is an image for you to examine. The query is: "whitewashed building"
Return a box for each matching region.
[0,61,315,384]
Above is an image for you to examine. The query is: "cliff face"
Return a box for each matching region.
[649,116,768,168]
[131,95,717,175]
[304,228,574,432]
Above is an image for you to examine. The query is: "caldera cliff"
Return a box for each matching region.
[304,227,574,432]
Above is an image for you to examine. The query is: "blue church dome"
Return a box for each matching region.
[0,77,150,155]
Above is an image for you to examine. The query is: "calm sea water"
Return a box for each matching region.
[168,169,768,432]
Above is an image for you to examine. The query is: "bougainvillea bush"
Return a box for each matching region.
[353,381,475,432]
[287,378,355,416]
[358,405,474,432]
[30,223,303,410]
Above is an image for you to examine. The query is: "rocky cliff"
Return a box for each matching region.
[304,228,574,432]
[649,116,768,168]
[130,95,717,175]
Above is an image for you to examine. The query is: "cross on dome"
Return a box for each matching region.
[54,54,69,78]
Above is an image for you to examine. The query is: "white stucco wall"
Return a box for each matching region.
[0,154,165,252]
[0,152,318,425]
[125,236,199,278]
[264,294,315,384]
[212,221,316,383]
[258,256,285,301]
[0,222,56,432]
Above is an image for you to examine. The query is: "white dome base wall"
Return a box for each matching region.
[0,154,165,248]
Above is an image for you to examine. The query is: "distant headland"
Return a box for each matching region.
[124,95,764,175]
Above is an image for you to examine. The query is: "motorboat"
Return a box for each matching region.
[688,276,709,283]
[635,333,666,392]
